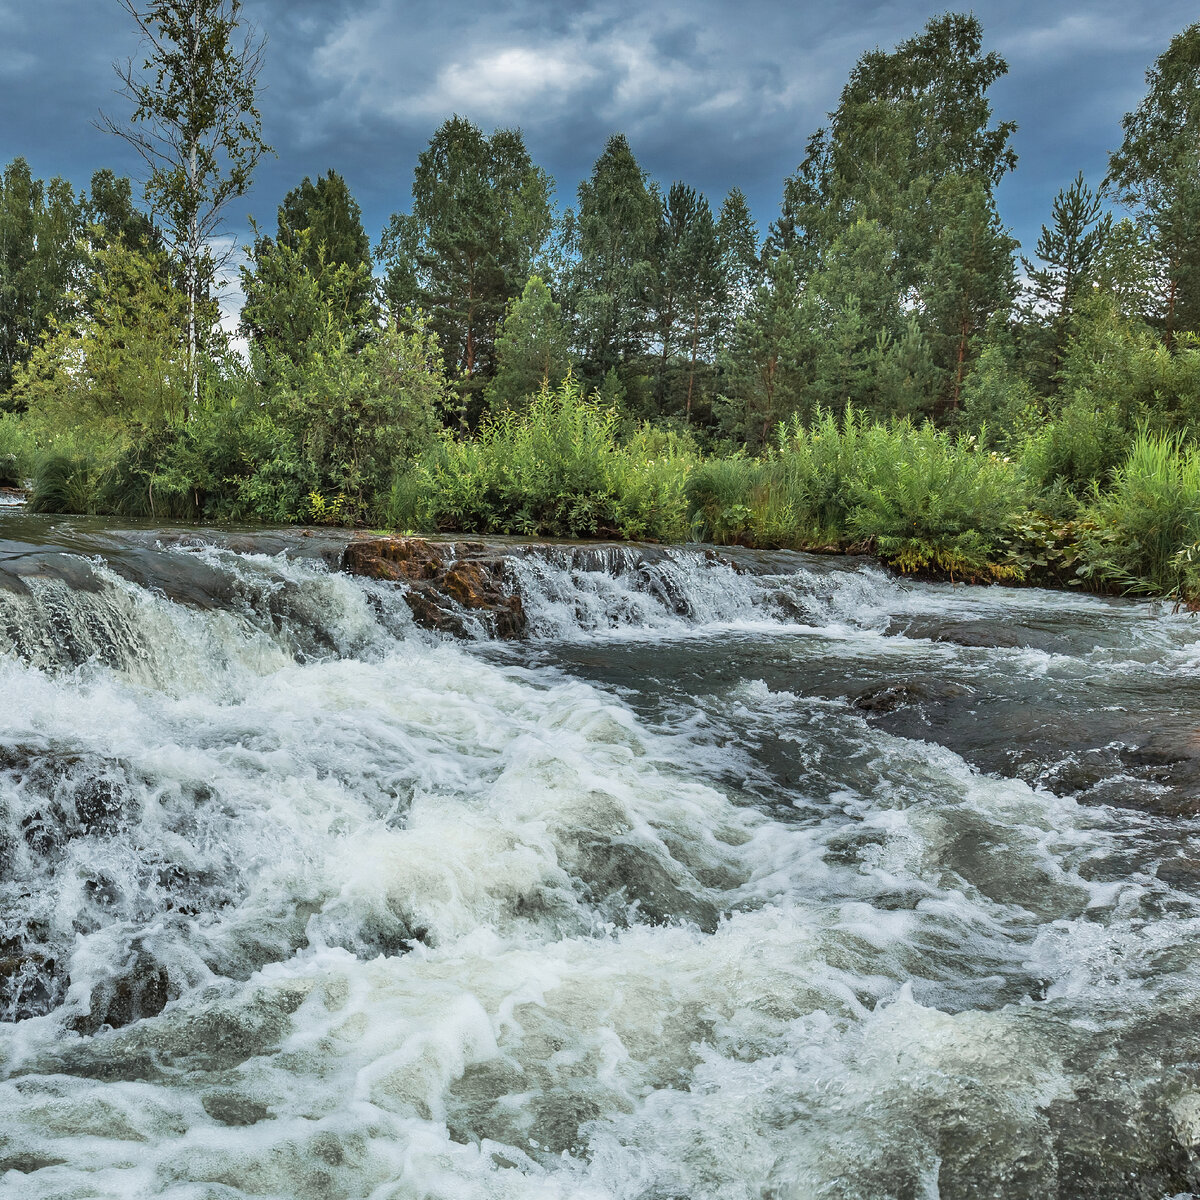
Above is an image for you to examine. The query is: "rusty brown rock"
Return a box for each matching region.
[342,538,525,639]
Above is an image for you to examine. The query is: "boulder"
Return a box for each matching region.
[342,538,525,639]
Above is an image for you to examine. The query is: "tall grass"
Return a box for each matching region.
[1078,431,1200,600]
[686,408,1028,579]
[385,379,693,541]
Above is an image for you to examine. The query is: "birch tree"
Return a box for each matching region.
[102,0,270,408]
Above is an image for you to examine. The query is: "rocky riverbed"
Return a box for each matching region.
[1,513,1199,1198]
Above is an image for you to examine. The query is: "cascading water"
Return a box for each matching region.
[2,516,1200,1199]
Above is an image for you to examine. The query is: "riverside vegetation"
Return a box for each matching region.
[3,12,1200,602]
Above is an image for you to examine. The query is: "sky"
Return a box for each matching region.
[0,0,1195,275]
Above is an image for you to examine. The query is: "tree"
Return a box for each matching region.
[378,117,553,398]
[240,228,375,364]
[276,169,374,317]
[715,188,760,347]
[925,175,1018,408]
[806,218,922,415]
[241,170,375,360]
[83,168,161,254]
[14,240,190,438]
[720,250,810,447]
[102,0,271,405]
[483,275,572,414]
[777,13,1016,299]
[1019,173,1111,389]
[566,134,660,391]
[649,182,724,420]
[0,158,84,399]
[1106,21,1200,342]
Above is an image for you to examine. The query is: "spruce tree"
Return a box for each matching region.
[566,134,660,392]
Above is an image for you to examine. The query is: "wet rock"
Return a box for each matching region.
[71,951,172,1035]
[201,1091,271,1126]
[342,537,525,639]
[0,944,67,1021]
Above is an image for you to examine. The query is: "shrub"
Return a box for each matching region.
[0,416,34,487]
[1077,431,1200,600]
[387,378,693,541]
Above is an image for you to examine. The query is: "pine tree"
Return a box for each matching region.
[378,117,552,396]
[279,171,370,274]
[566,134,660,390]
[1020,173,1111,387]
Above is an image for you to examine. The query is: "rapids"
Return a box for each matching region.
[1,515,1199,1199]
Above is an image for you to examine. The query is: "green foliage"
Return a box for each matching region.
[378,116,553,385]
[1077,431,1200,600]
[0,158,84,397]
[483,276,572,415]
[1019,172,1111,389]
[104,0,271,385]
[961,339,1041,447]
[15,240,190,440]
[566,134,661,385]
[0,415,34,487]
[240,227,375,362]
[688,407,1027,579]
[388,378,692,541]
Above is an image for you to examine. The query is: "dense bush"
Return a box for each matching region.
[0,415,33,487]
[1077,431,1200,601]
[387,379,693,541]
[687,408,1028,579]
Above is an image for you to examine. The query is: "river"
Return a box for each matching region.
[1,515,1199,1199]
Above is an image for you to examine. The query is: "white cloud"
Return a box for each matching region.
[307,0,810,135]
[996,11,1158,61]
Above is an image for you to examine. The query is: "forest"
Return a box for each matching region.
[2,10,1200,600]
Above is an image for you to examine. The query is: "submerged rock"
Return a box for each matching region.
[342,538,526,639]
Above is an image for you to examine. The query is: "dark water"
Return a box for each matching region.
[1,514,1199,1199]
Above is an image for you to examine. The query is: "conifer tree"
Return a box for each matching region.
[566,134,660,389]
[378,117,552,394]
[721,250,809,446]
[1020,173,1111,389]
[483,275,572,414]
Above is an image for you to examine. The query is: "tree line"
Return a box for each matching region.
[1,6,1199,596]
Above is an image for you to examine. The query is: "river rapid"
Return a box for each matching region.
[1,515,1199,1199]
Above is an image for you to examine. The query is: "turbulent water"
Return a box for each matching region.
[2,516,1200,1199]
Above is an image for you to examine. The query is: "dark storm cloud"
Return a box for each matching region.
[1,0,1196,261]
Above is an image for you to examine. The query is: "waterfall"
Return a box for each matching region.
[1,525,1198,1198]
